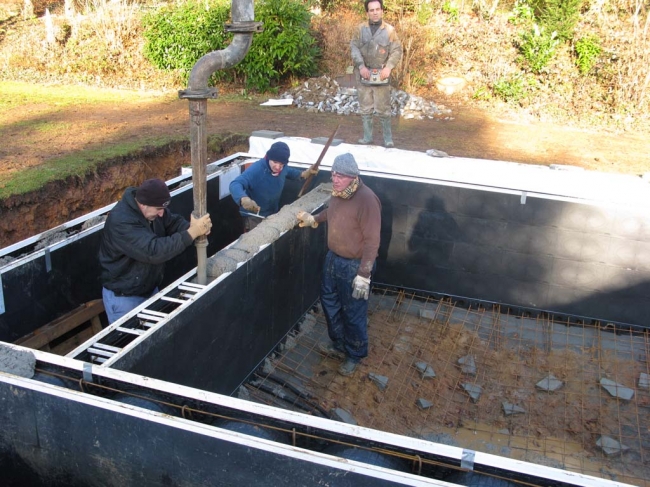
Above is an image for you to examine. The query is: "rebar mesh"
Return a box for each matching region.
[248,286,650,486]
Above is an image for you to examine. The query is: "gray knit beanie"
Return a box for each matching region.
[332,153,359,177]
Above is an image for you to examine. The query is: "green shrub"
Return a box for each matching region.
[441,1,460,22]
[142,0,232,82]
[142,0,319,91]
[533,0,583,41]
[493,74,527,102]
[508,0,535,25]
[518,23,559,73]
[575,34,601,75]
[416,1,436,25]
[472,86,492,101]
[238,0,319,91]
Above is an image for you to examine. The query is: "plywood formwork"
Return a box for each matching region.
[249,286,650,486]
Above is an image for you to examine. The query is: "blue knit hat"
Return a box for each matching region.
[266,141,290,164]
[332,153,359,177]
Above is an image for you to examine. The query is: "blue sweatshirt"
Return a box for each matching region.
[230,158,302,217]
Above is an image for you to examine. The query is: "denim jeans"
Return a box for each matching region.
[102,287,156,324]
[320,251,374,362]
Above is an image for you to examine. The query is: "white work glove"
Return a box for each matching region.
[296,210,318,228]
[241,196,260,213]
[351,275,371,300]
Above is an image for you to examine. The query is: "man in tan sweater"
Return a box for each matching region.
[297,153,381,376]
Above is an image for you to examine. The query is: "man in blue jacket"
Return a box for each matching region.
[99,178,212,323]
[230,141,316,230]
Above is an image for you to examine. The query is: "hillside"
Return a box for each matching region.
[1,0,648,132]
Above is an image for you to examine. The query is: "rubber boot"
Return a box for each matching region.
[381,116,394,148]
[358,115,373,144]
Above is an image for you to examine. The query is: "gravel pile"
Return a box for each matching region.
[280,75,452,120]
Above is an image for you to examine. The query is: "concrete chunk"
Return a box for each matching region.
[502,401,526,416]
[416,398,433,410]
[369,373,389,391]
[331,407,357,425]
[596,436,629,456]
[600,378,634,401]
[0,344,35,378]
[310,137,343,146]
[237,386,251,401]
[414,361,436,379]
[458,355,476,376]
[251,130,284,139]
[638,373,650,390]
[462,383,482,402]
[419,309,436,320]
[536,374,563,392]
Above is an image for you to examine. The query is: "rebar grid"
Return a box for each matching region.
[250,287,650,486]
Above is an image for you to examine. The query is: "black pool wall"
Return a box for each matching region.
[0,380,405,487]
[364,175,650,327]
[111,222,326,395]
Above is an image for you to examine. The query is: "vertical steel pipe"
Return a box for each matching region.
[179,0,260,284]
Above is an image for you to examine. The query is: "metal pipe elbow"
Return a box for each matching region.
[187,0,255,90]
[188,34,254,90]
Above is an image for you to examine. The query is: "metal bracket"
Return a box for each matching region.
[83,362,93,383]
[461,449,475,470]
[44,247,52,273]
[224,21,263,33]
[178,88,219,100]
[520,191,527,205]
[0,274,4,314]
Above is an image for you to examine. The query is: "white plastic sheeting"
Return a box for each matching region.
[249,136,650,209]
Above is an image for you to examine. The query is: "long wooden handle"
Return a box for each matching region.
[297,124,340,198]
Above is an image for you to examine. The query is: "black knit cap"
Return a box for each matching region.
[135,179,171,208]
[266,141,290,164]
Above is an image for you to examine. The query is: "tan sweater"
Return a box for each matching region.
[315,179,381,278]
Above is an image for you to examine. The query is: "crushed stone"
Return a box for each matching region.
[280,75,452,121]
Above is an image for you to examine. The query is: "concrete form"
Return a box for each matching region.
[1,135,649,486]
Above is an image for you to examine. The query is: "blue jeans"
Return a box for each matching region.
[320,251,373,362]
[102,287,156,324]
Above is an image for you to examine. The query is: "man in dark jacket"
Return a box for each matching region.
[230,141,316,230]
[99,178,212,323]
[297,153,381,376]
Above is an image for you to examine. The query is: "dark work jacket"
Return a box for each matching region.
[99,187,192,296]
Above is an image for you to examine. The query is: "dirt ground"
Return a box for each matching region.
[1,90,650,247]
[260,291,650,486]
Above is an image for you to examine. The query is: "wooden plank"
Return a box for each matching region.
[50,327,95,356]
[90,315,103,335]
[15,299,105,350]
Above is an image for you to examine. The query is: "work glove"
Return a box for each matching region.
[300,167,319,179]
[241,196,260,213]
[296,210,318,228]
[351,275,371,300]
[188,213,212,239]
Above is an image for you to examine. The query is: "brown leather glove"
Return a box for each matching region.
[188,213,212,239]
[296,211,318,228]
[241,196,260,213]
[300,167,319,179]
